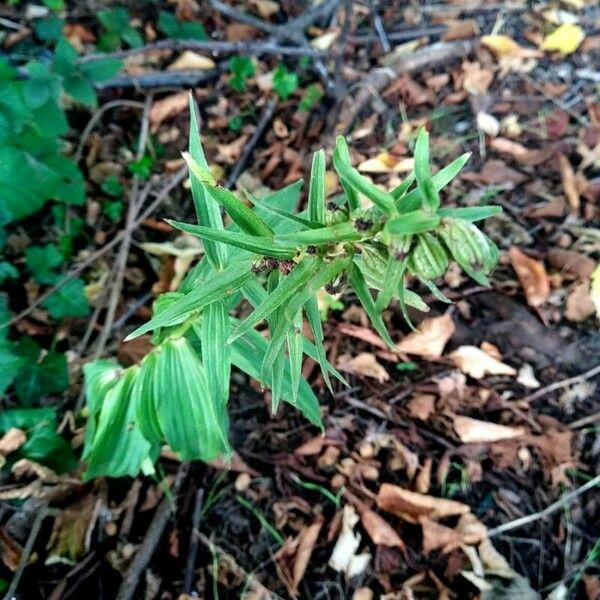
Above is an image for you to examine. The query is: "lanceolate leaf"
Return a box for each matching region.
[385,210,441,236]
[286,308,304,403]
[126,260,252,339]
[248,201,323,230]
[200,301,231,407]
[333,137,395,214]
[331,136,359,211]
[391,170,416,204]
[229,256,322,343]
[188,94,227,270]
[414,128,439,211]
[437,205,501,222]
[276,221,361,246]
[206,185,274,237]
[132,352,163,447]
[396,152,471,212]
[264,272,286,413]
[349,260,395,347]
[375,254,406,313]
[304,296,335,393]
[84,367,155,480]
[154,337,230,461]
[168,220,298,259]
[230,329,322,429]
[308,149,326,224]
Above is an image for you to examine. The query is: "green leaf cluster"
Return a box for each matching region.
[83,100,502,478]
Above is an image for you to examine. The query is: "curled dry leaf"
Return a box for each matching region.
[396,314,455,359]
[0,428,26,456]
[406,393,436,420]
[453,415,526,444]
[509,247,550,307]
[149,91,189,129]
[337,352,390,383]
[376,483,470,523]
[547,248,596,280]
[461,159,527,187]
[419,512,487,555]
[167,51,216,71]
[345,490,406,550]
[558,154,580,214]
[290,517,324,592]
[328,505,371,579]
[490,137,554,166]
[448,345,517,379]
[565,281,595,322]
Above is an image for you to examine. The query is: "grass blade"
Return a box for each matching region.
[331,136,359,211]
[188,94,227,270]
[126,261,252,340]
[200,300,231,407]
[308,149,326,224]
[385,210,441,236]
[229,256,322,343]
[436,205,501,222]
[414,128,440,211]
[276,221,361,245]
[168,220,298,259]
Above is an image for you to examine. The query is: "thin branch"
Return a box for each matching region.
[97,68,220,90]
[488,474,600,538]
[75,99,145,163]
[225,98,277,189]
[92,94,153,358]
[116,465,189,600]
[522,363,600,404]
[78,39,333,64]
[183,488,204,594]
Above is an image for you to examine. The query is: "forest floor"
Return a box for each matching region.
[0,1,599,599]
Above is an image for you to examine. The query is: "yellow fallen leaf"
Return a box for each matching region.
[481,34,527,58]
[453,415,525,444]
[591,264,600,320]
[449,345,517,379]
[541,23,585,54]
[167,51,216,71]
[358,153,414,174]
[396,314,455,359]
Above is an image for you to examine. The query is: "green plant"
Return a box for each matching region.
[157,11,207,40]
[229,56,255,92]
[82,95,501,479]
[272,64,298,100]
[97,8,144,51]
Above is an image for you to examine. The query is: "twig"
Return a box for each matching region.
[225,98,277,189]
[197,531,286,600]
[183,488,204,594]
[4,505,57,600]
[208,0,336,94]
[92,94,153,359]
[335,39,476,134]
[568,412,600,430]
[111,291,154,333]
[1,166,187,330]
[521,363,600,404]
[78,39,333,64]
[116,465,188,600]
[370,2,391,52]
[349,26,447,44]
[488,474,600,538]
[97,68,220,90]
[75,99,145,163]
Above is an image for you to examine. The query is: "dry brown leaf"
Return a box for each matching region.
[0,528,23,571]
[337,352,390,383]
[346,492,406,550]
[395,314,455,359]
[0,428,26,456]
[149,91,189,129]
[377,483,470,523]
[249,0,279,18]
[443,20,479,41]
[12,458,58,483]
[216,135,249,164]
[490,137,554,166]
[420,516,465,554]
[167,51,216,71]
[509,247,550,307]
[558,154,580,214]
[415,457,433,494]
[291,517,323,592]
[461,159,527,187]
[565,281,595,322]
[547,249,596,279]
[478,538,517,578]
[449,345,517,379]
[357,153,413,174]
[311,30,339,50]
[406,394,436,420]
[462,61,494,95]
[48,495,96,561]
[481,35,543,58]
[453,415,526,444]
